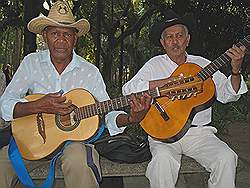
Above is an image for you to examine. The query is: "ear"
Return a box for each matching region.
[73,35,78,46]
[160,38,165,49]
[186,34,191,47]
[41,30,47,43]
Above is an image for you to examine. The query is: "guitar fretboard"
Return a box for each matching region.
[197,36,250,81]
[73,89,159,121]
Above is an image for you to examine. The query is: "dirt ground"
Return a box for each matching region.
[218,122,250,188]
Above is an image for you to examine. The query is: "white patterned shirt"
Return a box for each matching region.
[122,54,248,126]
[0,50,125,135]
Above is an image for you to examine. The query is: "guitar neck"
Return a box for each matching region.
[75,88,160,120]
[197,36,250,81]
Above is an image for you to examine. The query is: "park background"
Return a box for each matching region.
[0,1,250,187]
[0,0,249,130]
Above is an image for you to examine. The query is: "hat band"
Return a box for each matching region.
[165,18,178,23]
[58,21,75,25]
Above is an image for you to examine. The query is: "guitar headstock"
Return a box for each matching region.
[158,76,203,100]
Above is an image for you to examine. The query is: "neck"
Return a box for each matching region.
[51,56,73,75]
[168,53,186,66]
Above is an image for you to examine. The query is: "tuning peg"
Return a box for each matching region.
[194,92,197,97]
[177,95,182,100]
[187,93,193,97]
[182,94,187,99]
[171,96,175,101]
[179,73,184,77]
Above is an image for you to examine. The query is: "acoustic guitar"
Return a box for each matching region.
[12,75,202,160]
[140,35,250,143]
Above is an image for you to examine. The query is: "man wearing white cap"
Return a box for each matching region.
[0,1,151,188]
[122,10,248,188]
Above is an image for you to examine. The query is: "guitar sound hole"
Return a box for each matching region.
[55,111,80,131]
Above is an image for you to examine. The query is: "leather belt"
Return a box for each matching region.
[190,123,212,127]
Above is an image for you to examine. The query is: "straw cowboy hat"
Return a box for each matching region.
[149,10,194,46]
[28,0,90,37]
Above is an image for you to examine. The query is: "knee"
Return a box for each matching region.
[215,148,238,167]
[149,150,180,170]
[146,150,180,185]
[61,153,89,174]
[0,161,16,187]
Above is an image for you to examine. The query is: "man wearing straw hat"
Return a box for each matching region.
[122,10,247,188]
[0,1,151,187]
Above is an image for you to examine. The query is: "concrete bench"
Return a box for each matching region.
[9,123,242,188]
[29,155,207,178]
[26,155,209,188]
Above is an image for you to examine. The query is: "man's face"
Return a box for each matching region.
[42,26,77,62]
[160,24,190,58]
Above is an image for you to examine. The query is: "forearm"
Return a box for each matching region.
[116,113,131,127]
[13,101,41,119]
[214,72,248,103]
[230,73,241,93]
[226,44,246,93]
[149,78,169,89]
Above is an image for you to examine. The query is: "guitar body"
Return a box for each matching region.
[12,88,100,160]
[140,63,216,142]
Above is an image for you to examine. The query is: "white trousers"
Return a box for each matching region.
[146,126,237,188]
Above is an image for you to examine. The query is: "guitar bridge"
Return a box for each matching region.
[153,100,169,121]
[36,113,46,143]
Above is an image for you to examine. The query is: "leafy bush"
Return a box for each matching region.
[213,91,250,133]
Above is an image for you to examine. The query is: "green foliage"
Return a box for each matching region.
[0,0,249,100]
[213,92,250,133]
[76,34,96,64]
[0,0,23,31]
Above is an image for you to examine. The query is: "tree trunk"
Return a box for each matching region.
[103,35,114,90]
[13,28,23,72]
[95,0,102,69]
[23,0,44,56]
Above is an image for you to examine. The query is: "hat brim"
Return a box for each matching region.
[28,16,90,37]
[149,13,193,46]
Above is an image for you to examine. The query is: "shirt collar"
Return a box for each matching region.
[165,52,189,66]
[40,49,81,70]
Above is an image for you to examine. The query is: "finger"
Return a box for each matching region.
[227,48,238,57]
[130,94,141,108]
[228,45,245,57]
[135,96,144,110]
[47,90,64,97]
[130,98,143,113]
[226,49,241,61]
[57,108,72,115]
[55,101,73,109]
[129,100,136,113]
[64,100,73,108]
[55,104,75,115]
[54,95,67,103]
[239,45,246,52]
[232,45,246,54]
[140,93,151,107]
[144,94,152,109]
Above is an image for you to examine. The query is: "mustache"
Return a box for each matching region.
[171,44,180,49]
[54,45,68,49]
